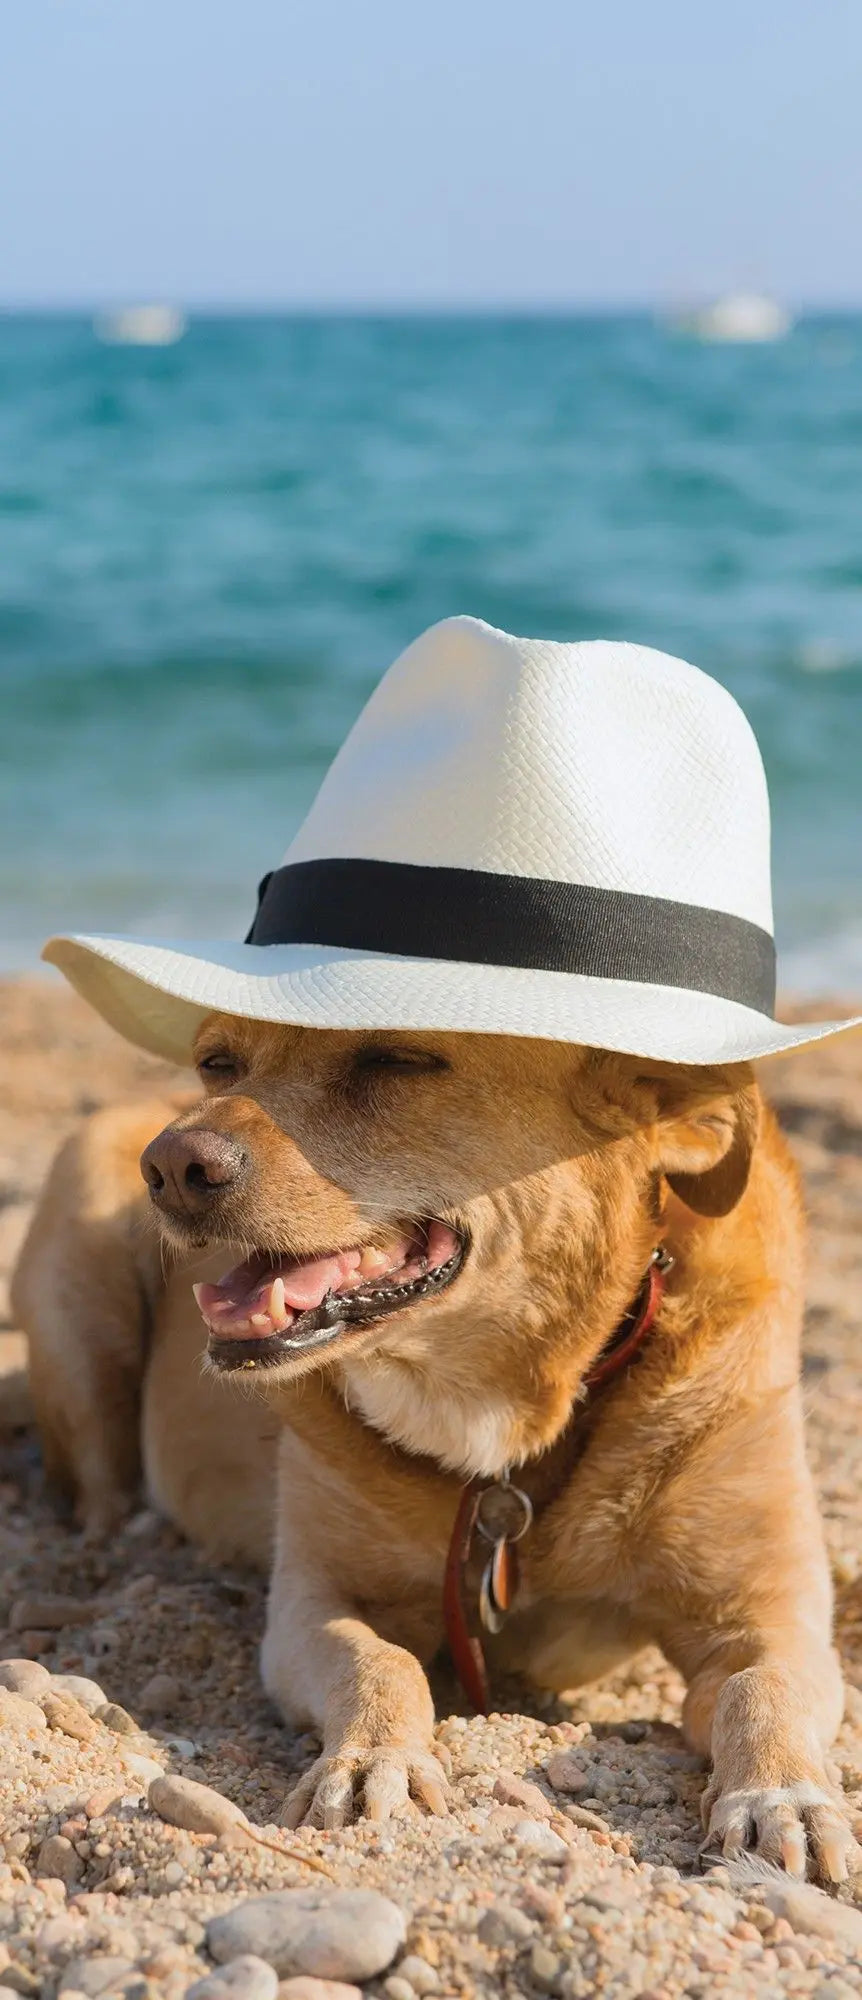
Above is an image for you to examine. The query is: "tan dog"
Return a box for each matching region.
[13,1016,856,1879]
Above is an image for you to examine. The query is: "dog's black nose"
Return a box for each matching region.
[141,1127,248,1216]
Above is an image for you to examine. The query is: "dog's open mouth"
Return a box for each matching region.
[194,1219,465,1372]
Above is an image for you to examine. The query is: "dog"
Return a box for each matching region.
[13,1013,857,1879]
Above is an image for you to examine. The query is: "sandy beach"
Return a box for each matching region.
[2,976,862,1999]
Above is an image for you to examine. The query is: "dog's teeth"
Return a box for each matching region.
[269,1275,287,1324]
[359,1247,393,1277]
[250,1312,271,1331]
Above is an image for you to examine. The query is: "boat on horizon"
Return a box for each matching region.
[665,292,793,344]
[94,304,187,347]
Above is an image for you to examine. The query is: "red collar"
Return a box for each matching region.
[443,1248,671,1713]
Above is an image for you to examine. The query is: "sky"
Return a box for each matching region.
[2,0,862,309]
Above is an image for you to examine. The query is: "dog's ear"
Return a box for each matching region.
[652,1074,761,1218]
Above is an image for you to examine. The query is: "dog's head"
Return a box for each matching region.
[141,1015,760,1469]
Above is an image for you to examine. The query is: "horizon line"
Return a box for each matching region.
[3,297,862,318]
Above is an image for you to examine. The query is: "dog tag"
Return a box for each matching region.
[479,1537,519,1634]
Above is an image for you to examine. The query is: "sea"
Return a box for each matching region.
[1,312,860,991]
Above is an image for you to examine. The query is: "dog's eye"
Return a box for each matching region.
[353,1046,449,1076]
[197,1051,241,1078]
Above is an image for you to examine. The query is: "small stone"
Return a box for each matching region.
[159,1734,199,1759]
[520,1885,564,1924]
[477,1900,535,1947]
[0,1689,48,1732]
[383,1981,413,2000]
[96,1702,139,1736]
[545,1752,590,1794]
[278,1985,362,2000]
[15,1629,56,1658]
[0,1972,40,1998]
[83,1787,124,1820]
[41,1692,97,1741]
[35,1914,85,1953]
[395,1957,438,1995]
[149,1774,247,1836]
[10,1596,101,1631]
[492,1773,553,1820]
[564,1804,610,1832]
[763,1880,862,1949]
[185,1957,278,2000]
[122,1753,165,1783]
[511,1818,568,1858]
[51,1676,108,1715]
[529,1943,562,1993]
[58,1959,136,1996]
[0,1659,52,1699]
[217,1826,253,1852]
[208,1890,406,1982]
[743,1903,775,1934]
[36,1835,84,1886]
[138,1672,180,1716]
[122,1508,160,1539]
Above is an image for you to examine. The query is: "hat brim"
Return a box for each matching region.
[43,931,862,1070]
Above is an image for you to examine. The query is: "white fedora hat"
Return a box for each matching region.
[44,617,860,1069]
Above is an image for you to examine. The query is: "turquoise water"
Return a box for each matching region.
[1,313,860,988]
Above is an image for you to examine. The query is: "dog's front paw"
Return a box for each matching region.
[282,1739,451,1830]
[701,1777,860,1883]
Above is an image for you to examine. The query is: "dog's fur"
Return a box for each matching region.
[12,1017,856,1876]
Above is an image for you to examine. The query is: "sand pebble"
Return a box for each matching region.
[510,1817,569,1858]
[138,1671,181,1715]
[544,1750,591,1794]
[0,1657,52,1699]
[207,1889,406,1982]
[36,1913,87,1953]
[36,1833,84,1886]
[15,1626,57,1657]
[0,1687,48,1732]
[383,1982,414,2000]
[477,1902,535,1947]
[95,1701,139,1736]
[492,1771,554,1819]
[277,1984,362,2000]
[149,1773,248,1836]
[564,1804,611,1832]
[51,1675,108,1715]
[58,1957,137,1996]
[122,1507,161,1538]
[41,1692,97,1742]
[83,1785,124,1820]
[185,1957,279,2000]
[123,1753,165,1783]
[394,1955,439,1994]
[763,1879,862,1949]
[529,1941,563,1992]
[10,1595,102,1631]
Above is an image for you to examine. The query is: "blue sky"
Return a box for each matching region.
[3,0,861,307]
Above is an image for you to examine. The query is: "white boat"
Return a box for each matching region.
[95,305,187,347]
[668,292,793,344]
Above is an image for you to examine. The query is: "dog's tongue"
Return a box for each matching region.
[193,1234,419,1340]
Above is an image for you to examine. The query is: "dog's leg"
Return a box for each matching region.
[652,1395,857,1882]
[12,1098,187,1537]
[261,1420,452,1828]
[680,1628,853,1881]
